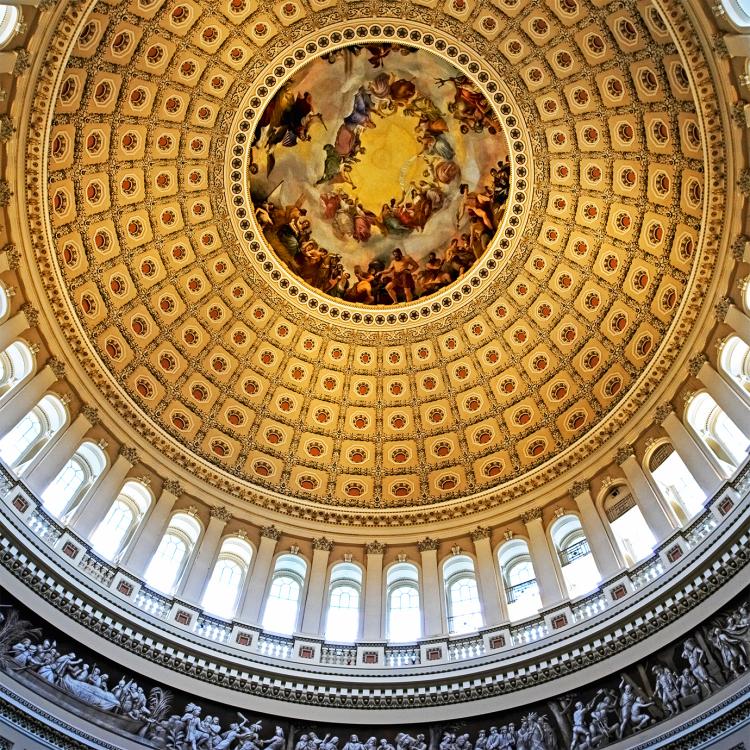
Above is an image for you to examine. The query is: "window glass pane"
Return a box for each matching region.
[202,558,244,618]
[652,451,705,519]
[447,577,482,634]
[90,500,134,559]
[388,584,421,641]
[42,459,86,517]
[610,506,656,566]
[325,584,360,642]
[0,412,42,466]
[144,533,188,593]
[262,575,301,635]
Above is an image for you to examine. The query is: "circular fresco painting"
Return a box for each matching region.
[249,43,510,306]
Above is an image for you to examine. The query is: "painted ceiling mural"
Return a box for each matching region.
[25,0,724,516]
[249,43,509,304]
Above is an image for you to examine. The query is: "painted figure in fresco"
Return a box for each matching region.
[382,248,419,303]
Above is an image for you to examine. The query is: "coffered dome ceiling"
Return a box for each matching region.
[25,0,724,517]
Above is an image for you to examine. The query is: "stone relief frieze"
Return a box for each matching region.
[1,585,750,750]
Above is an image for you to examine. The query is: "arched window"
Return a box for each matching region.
[0,393,67,474]
[0,283,9,322]
[685,391,750,475]
[90,480,152,561]
[144,512,201,594]
[42,441,107,519]
[324,562,362,642]
[443,555,482,634]
[719,335,750,400]
[498,540,542,621]
[261,554,307,635]
[0,341,34,400]
[201,537,253,618]
[550,515,600,599]
[603,486,655,567]
[0,5,18,48]
[386,562,421,642]
[648,443,705,523]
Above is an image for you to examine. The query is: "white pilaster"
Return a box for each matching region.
[725,304,750,346]
[124,481,181,576]
[570,482,624,577]
[522,510,565,607]
[300,538,332,635]
[0,310,30,352]
[179,507,231,602]
[0,364,57,439]
[419,539,444,636]
[239,528,279,624]
[70,449,135,538]
[661,409,724,495]
[618,451,675,541]
[362,542,385,639]
[697,359,750,434]
[471,529,505,626]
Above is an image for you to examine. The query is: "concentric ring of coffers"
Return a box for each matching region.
[33,0,720,514]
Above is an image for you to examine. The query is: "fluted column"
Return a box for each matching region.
[0,360,58,439]
[0,304,34,352]
[522,509,565,607]
[471,527,505,626]
[124,480,182,576]
[179,506,231,601]
[362,541,385,639]
[691,353,750,434]
[570,480,623,577]
[300,537,333,635]
[239,525,280,624]
[656,404,724,495]
[24,406,98,494]
[616,445,675,541]
[418,537,444,636]
[70,445,137,537]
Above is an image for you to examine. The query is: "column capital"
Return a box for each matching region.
[654,403,674,425]
[260,524,281,540]
[20,302,39,327]
[569,479,590,498]
[688,352,708,377]
[0,114,13,143]
[417,536,439,552]
[715,295,733,322]
[312,536,334,551]
[732,234,749,261]
[469,526,491,541]
[209,505,232,523]
[162,479,183,497]
[365,540,386,554]
[118,444,140,464]
[520,507,543,524]
[47,356,66,379]
[614,444,635,465]
[2,243,19,270]
[79,404,100,425]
